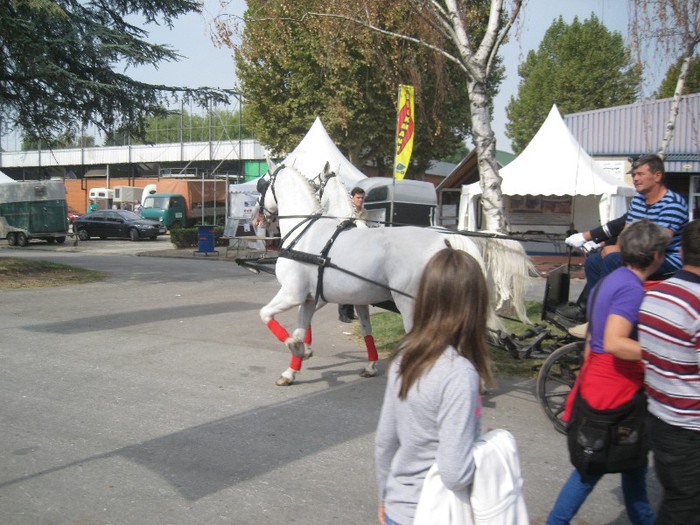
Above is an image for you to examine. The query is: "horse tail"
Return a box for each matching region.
[470,235,535,325]
[444,234,506,333]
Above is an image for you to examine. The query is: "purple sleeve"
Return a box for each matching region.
[588,271,644,353]
[609,285,645,326]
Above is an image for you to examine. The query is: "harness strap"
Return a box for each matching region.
[280,215,320,249]
[279,247,414,300]
[315,219,356,303]
[278,219,415,302]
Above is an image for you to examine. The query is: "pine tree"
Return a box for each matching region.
[0,0,230,143]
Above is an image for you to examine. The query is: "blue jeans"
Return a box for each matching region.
[547,465,654,525]
[585,251,679,296]
[584,251,623,291]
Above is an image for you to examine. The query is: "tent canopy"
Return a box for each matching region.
[282,117,366,189]
[459,105,634,232]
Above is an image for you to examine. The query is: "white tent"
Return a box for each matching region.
[227,118,367,234]
[283,117,367,188]
[459,105,634,236]
[225,178,266,247]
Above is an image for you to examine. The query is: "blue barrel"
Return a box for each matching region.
[196,225,216,254]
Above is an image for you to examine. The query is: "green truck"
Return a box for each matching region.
[0,180,69,246]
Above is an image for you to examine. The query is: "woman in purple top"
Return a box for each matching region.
[548,219,670,525]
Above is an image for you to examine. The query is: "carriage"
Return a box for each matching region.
[239,161,584,432]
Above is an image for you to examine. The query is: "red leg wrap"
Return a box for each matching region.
[290,355,303,371]
[304,326,312,345]
[364,335,378,362]
[267,319,289,342]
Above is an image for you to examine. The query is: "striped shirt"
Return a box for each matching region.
[626,189,688,270]
[639,270,700,432]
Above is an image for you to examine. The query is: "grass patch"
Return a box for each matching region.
[0,258,106,289]
[359,302,560,378]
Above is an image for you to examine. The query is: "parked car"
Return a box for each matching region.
[74,209,166,241]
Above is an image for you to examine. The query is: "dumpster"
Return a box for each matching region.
[194,225,218,256]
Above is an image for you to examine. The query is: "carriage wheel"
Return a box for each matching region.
[536,341,585,434]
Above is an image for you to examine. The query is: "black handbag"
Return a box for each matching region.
[567,386,648,476]
[565,277,649,477]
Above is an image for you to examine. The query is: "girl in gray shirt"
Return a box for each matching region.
[375,248,494,525]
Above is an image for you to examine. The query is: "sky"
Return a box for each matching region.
[93,1,670,154]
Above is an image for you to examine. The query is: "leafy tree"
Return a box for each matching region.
[0,0,230,144]
[219,0,521,231]
[103,107,255,146]
[443,142,471,165]
[657,56,700,98]
[22,131,95,151]
[629,0,700,156]
[505,15,640,154]
[229,0,490,176]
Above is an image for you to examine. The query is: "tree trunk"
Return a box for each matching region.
[657,52,692,158]
[467,79,507,233]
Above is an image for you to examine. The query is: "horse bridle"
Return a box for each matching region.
[256,164,284,218]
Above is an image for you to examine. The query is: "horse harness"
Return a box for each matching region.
[259,166,413,305]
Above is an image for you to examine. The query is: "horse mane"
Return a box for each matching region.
[321,174,355,219]
[279,165,323,215]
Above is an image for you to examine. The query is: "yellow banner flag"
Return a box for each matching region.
[393,85,415,180]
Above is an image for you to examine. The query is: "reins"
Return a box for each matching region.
[269,213,561,244]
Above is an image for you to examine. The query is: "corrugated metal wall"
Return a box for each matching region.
[0,139,269,169]
[564,93,700,172]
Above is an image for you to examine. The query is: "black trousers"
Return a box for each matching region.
[648,414,700,524]
[338,304,355,319]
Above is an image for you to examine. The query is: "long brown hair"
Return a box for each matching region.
[395,248,494,399]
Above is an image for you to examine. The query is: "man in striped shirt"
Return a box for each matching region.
[584,154,688,292]
[639,219,700,524]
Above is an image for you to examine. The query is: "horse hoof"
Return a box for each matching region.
[285,338,305,358]
[276,375,294,386]
[303,349,314,360]
[359,369,378,378]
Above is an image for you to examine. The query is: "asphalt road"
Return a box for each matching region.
[0,239,656,525]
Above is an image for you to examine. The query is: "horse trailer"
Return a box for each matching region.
[0,180,69,246]
[357,177,437,226]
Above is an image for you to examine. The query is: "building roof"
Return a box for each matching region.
[436,150,515,192]
[564,93,700,173]
[425,160,458,178]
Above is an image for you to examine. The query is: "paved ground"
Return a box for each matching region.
[0,238,658,524]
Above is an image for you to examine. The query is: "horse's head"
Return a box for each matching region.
[318,163,354,219]
[257,160,322,221]
[256,158,284,219]
[316,161,336,201]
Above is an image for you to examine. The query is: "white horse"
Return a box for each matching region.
[316,165,533,325]
[258,163,511,386]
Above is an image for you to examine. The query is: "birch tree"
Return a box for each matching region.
[630,0,700,157]
[218,0,522,232]
[322,0,521,232]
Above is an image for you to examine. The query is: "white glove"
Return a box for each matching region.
[582,240,601,253]
[565,232,586,248]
